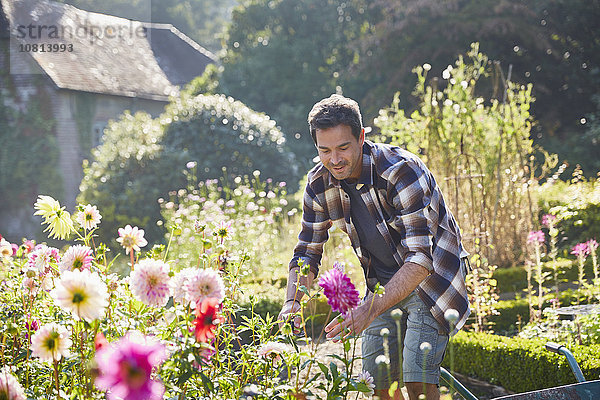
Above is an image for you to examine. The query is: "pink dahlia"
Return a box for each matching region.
[169,268,195,305]
[571,242,589,258]
[129,259,171,307]
[75,204,102,230]
[318,267,360,315]
[95,331,166,400]
[59,245,93,272]
[0,238,12,258]
[0,367,26,400]
[30,322,72,362]
[185,268,225,308]
[116,225,148,255]
[27,245,59,273]
[527,230,545,244]
[257,341,292,364]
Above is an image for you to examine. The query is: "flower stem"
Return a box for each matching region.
[130,251,135,271]
[164,226,175,262]
[53,359,60,398]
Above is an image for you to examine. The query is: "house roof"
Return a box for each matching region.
[2,0,216,101]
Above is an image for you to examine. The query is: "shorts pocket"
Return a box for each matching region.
[415,313,439,370]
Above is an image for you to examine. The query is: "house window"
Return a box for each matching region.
[92,122,107,147]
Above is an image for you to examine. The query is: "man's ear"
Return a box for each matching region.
[359,128,365,144]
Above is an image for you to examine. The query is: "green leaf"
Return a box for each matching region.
[199,372,214,393]
[330,362,339,380]
[318,361,331,380]
[176,368,193,386]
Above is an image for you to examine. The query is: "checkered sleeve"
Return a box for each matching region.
[289,182,330,276]
[387,159,434,272]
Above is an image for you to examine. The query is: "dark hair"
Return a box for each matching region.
[308,94,363,145]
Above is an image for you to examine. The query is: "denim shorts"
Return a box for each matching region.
[361,290,449,388]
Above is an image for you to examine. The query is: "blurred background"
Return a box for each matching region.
[1,0,599,268]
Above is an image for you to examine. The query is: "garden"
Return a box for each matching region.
[2,44,600,400]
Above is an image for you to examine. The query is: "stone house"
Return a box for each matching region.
[0,0,215,240]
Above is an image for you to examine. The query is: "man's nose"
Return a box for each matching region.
[331,151,341,164]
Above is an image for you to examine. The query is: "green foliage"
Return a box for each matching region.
[0,76,62,216]
[160,171,298,282]
[494,260,596,295]
[0,196,370,399]
[493,266,528,293]
[488,291,597,336]
[78,94,299,248]
[537,170,600,251]
[184,63,223,96]
[219,0,372,166]
[446,331,600,392]
[354,0,600,168]
[489,299,530,335]
[375,43,539,266]
[519,313,600,347]
[466,249,500,333]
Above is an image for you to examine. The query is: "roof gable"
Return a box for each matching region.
[3,0,216,101]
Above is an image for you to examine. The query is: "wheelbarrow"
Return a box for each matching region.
[440,342,600,399]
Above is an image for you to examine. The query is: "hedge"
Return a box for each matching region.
[489,299,530,335]
[494,258,596,294]
[445,331,600,393]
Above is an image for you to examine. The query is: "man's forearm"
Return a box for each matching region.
[285,267,315,302]
[368,261,429,317]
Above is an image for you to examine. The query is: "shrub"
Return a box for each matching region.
[446,331,600,393]
[493,266,528,293]
[0,83,62,230]
[493,259,595,295]
[537,170,600,252]
[78,94,300,248]
[489,299,530,335]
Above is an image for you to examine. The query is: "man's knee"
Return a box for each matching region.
[374,388,404,400]
[405,382,439,399]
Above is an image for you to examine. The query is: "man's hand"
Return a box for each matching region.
[277,300,302,335]
[324,299,377,342]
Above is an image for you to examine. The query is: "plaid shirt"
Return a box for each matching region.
[290,140,470,333]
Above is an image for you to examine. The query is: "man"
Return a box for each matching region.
[278,94,470,400]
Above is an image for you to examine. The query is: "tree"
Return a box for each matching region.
[218,0,372,167]
[78,94,299,247]
[353,0,600,173]
[353,0,551,119]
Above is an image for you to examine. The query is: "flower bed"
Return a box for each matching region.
[0,195,377,399]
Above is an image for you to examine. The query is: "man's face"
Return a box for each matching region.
[315,124,364,181]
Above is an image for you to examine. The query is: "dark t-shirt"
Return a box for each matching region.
[341,180,400,291]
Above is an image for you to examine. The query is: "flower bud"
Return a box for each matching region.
[420,341,432,353]
[444,308,459,324]
[391,308,403,321]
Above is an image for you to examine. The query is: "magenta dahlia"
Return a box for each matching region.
[318,267,360,315]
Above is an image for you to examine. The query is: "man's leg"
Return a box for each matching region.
[361,303,405,398]
[374,387,405,400]
[401,292,449,400]
[405,382,439,400]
